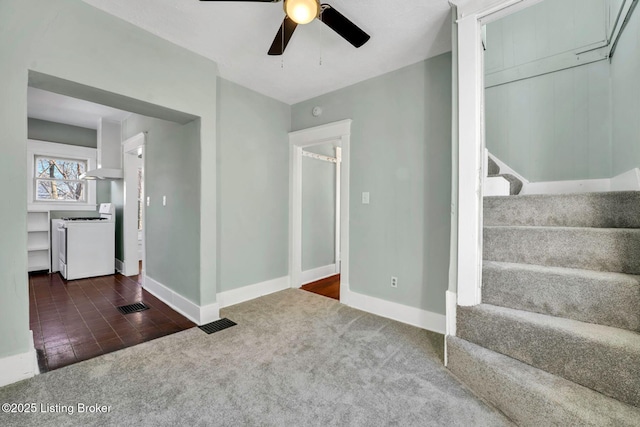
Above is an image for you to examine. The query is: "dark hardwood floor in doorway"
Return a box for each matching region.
[301,274,340,300]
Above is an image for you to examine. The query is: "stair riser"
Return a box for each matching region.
[446,336,640,426]
[457,306,640,407]
[482,262,640,331]
[484,227,640,274]
[484,192,640,228]
[488,157,500,176]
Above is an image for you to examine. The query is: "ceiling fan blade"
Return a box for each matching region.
[268,17,298,55]
[199,1,280,3]
[319,4,370,48]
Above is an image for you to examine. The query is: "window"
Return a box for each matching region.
[35,156,87,201]
[27,140,97,211]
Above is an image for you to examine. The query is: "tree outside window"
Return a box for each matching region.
[35,156,86,201]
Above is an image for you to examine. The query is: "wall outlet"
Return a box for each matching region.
[362,192,370,204]
[391,276,398,288]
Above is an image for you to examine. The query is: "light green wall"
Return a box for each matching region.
[123,115,201,303]
[216,78,290,292]
[611,3,640,175]
[486,60,612,181]
[484,0,614,182]
[28,118,97,148]
[0,0,218,359]
[484,0,607,77]
[292,54,452,315]
[302,149,336,271]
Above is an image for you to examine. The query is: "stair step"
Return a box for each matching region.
[484,191,640,228]
[456,304,640,407]
[447,336,640,426]
[483,261,640,331]
[484,226,640,274]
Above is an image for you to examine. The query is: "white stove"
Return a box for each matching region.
[57,203,115,280]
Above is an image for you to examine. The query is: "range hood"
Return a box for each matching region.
[80,168,123,180]
[81,118,123,180]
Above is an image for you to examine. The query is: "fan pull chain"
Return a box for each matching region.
[319,12,323,65]
[281,19,285,69]
[318,16,324,66]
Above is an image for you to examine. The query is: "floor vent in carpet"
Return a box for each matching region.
[117,302,149,314]
[199,318,237,334]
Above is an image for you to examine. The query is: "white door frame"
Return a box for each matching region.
[334,146,342,273]
[289,120,351,303]
[122,132,145,279]
[452,0,543,310]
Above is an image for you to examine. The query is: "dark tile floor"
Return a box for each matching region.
[29,272,196,372]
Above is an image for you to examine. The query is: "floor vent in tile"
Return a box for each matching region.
[117,302,150,314]
[199,318,237,334]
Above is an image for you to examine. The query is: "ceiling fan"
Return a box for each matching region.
[200,0,370,55]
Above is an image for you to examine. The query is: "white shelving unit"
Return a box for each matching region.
[27,211,50,273]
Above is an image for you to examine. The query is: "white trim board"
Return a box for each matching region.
[301,264,338,285]
[444,290,458,367]
[343,289,446,335]
[0,332,37,387]
[144,275,219,326]
[217,276,290,308]
[122,132,146,277]
[484,176,510,196]
[520,168,640,195]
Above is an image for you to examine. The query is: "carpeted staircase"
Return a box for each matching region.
[447,191,640,426]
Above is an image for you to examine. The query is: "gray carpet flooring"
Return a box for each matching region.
[0,289,512,426]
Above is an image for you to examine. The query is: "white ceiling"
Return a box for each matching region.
[28,87,132,129]
[81,0,452,105]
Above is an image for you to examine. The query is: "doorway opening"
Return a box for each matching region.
[122,132,145,281]
[288,120,351,303]
[25,74,201,372]
[299,146,341,300]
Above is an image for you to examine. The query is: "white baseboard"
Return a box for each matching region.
[518,168,640,195]
[445,290,457,337]
[522,177,611,195]
[301,264,338,285]
[486,153,640,195]
[610,168,640,191]
[144,275,219,326]
[0,331,37,387]
[343,289,446,335]
[115,258,124,274]
[217,276,290,308]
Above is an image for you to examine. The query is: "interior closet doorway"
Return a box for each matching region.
[299,146,341,300]
[288,120,352,303]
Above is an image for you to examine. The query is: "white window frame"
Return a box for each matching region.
[27,139,97,211]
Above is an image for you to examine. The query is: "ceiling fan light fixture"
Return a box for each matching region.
[284,0,320,25]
